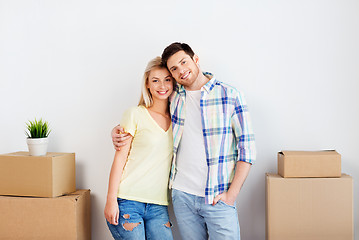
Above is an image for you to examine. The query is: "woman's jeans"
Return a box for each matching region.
[172,189,240,240]
[106,198,173,240]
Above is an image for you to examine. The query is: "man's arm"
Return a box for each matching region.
[111,125,131,150]
[213,90,256,206]
[213,161,251,206]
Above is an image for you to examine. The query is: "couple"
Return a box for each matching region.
[104,42,256,240]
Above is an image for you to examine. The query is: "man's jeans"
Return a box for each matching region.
[172,189,240,240]
[106,198,173,240]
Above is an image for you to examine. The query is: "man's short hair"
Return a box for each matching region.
[161,42,195,68]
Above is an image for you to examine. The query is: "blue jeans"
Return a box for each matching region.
[172,189,240,240]
[106,198,173,240]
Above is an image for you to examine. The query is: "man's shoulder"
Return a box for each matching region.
[212,79,242,97]
[169,90,180,103]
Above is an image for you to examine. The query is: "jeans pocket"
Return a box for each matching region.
[218,200,236,209]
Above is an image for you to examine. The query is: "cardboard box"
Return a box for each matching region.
[278,150,341,178]
[266,173,353,240]
[0,152,76,197]
[0,189,91,240]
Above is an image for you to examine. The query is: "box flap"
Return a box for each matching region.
[67,190,90,198]
[60,190,91,202]
[280,150,338,156]
[1,152,75,158]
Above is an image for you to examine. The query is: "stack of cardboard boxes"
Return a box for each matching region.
[266,150,353,240]
[0,152,91,240]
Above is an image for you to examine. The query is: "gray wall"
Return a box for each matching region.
[1,0,358,239]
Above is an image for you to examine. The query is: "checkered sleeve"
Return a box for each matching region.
[231,90,256,164]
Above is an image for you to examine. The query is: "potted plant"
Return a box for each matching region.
[25,118,51,156]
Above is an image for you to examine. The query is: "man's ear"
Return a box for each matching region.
[193,55,199,64]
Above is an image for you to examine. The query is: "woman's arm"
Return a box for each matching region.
[104,135,133,225]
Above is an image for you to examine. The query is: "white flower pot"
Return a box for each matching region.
[27,138,49,156]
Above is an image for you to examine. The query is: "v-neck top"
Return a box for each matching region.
[117,105,173,205]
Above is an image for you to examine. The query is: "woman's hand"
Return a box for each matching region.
[104,199,119,225]
[112,125,131,151]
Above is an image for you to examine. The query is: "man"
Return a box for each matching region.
[112,42,256,239]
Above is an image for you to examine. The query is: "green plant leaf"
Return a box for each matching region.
[25,118,51,138]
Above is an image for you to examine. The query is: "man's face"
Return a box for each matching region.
[166,50,200,88]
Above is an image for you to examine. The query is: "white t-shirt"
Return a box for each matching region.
[172,90,208,197]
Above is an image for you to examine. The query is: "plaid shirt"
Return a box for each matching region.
[169,72,256,204]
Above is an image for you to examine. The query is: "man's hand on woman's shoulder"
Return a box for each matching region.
[112,125,131,151]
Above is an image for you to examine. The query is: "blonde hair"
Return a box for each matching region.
[138,56,170,107]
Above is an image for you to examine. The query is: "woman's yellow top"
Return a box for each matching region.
[117,105,173,205]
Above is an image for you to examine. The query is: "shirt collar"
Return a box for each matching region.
[201,72,217,94]
[176,72,217,96]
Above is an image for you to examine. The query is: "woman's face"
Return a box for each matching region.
[146,67,174,101]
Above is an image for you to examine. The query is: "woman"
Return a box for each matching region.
[104,57,174,240]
